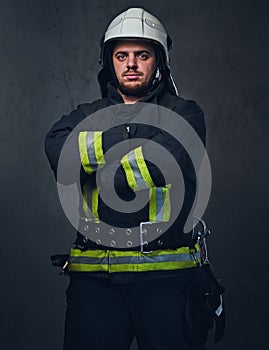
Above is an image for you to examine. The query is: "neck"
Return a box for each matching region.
[117,88,145,104]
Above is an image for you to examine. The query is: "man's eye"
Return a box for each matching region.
[116,54,126,60]
[139,53,149,60]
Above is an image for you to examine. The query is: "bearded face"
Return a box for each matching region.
[112,40,157,97]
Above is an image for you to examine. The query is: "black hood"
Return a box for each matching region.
[97,41,178,98]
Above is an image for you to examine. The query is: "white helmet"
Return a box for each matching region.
[98,8,178,96]
[100,8,172,68]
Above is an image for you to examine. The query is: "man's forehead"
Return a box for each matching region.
[112,39,156,53]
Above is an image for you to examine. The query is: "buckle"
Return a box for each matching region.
[78,218,165,251]
[192,217,211,265]
[139,221,154,254]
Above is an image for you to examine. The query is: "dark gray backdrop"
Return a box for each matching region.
[0,0,268,349]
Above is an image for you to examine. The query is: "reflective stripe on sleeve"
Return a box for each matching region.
[91,187,99,222]
[78,131,105,174]
[149,185,171,223]
[82,183,100,223]
[121,146,155,191]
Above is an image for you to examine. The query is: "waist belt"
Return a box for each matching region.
[77,219,182,252]
[68,244,200,273]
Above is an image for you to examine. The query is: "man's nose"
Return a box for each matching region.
[126,54,137,69]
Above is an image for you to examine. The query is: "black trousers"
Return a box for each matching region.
[63,271,206,350]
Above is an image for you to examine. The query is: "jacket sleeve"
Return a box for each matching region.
[119,99,206,192]
[46,98,205,193]
[44,106,86,183]
[120,146,157,191]
[78,131,106,174]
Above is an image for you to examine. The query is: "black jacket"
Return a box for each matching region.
[45,82,206,251]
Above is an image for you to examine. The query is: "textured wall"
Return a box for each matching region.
[0,0,268,349]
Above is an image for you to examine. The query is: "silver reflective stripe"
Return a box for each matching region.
[68,244,201,272]
[70,253,200,266]
[110,253,200,265]
[155,187,164,222]
[86,132,97,169]
[128,150,148,190]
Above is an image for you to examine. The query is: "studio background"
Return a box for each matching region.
[0,0,268,349]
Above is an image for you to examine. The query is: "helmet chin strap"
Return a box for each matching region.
[151,67,162,87]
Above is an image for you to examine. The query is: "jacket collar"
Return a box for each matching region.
[106,81,165,105]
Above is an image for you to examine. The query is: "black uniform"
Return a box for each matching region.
[45,80,207,350]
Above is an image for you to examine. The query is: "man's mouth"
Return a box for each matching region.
[123,73,142,80]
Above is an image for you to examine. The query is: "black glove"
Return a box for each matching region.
[183,264,225,345]
[50,254,69,268]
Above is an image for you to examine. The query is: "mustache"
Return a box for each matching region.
[122,70,143,77]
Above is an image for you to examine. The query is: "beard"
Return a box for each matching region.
[117,79,154,97]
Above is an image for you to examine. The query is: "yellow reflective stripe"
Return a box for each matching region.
[109,261,197,272]
[68,262,197,273]
[68,264,109,272]
[121,154,138,191]
[70,245,198,257]
[70,248,106,258]
[162,185,171,222]
[149,186,171,222]
[82,184,99,222]
[134,147,155,188]
[121,147,155,191]
[78,131,93,174]
[92,187,100,223]
[78,131,105,175]
[93,131,105,164]
[82,183,91,219]
[149,187,157,222]
[68,245,201,273]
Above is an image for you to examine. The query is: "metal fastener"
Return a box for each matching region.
[127,240,133,247]
[109,228,115,235]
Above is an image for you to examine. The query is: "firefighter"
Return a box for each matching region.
[45,7,224,350]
